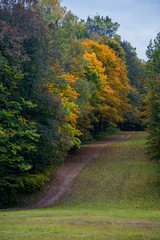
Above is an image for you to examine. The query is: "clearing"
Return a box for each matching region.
[0,132,160,240]
[28,131,133,209]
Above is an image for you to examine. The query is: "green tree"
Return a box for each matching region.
[146,32,160,74]
[119,40,147,130]
[82,15,120,38]
[0,0,71,206]
[0,56,40,207]
[145,32,160,162]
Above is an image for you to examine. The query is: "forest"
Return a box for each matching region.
[0,0,160,208]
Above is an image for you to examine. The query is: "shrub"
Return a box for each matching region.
[20,172,50,194]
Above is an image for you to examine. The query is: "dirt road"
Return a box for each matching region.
[25,132,134,209]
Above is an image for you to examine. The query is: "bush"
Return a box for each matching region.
[19,172,50,194]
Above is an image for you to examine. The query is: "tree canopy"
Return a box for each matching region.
[0,0,149,207]
[145,32,160,162]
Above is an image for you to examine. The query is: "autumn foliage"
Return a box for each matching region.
[0,0,147,207]
[83,40,130,127]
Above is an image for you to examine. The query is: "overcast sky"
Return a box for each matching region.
[62,0,160,61]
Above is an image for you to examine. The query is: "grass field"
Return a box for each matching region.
[0,132,160,240]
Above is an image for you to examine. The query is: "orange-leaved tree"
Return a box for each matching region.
[83,39,130,131]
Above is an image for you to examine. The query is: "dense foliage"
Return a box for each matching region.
[81,15,120,38]
[0,0,147,207]
[119,40,147,130]
[145,32,160,162]
[0,0,72,207]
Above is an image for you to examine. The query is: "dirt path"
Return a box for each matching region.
[26,132,134,209]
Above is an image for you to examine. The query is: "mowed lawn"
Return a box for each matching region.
[0,132,160,240]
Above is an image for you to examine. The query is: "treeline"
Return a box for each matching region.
[145,33,160,162]
[0,0,146,207]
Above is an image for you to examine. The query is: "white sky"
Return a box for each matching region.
[62,0,160,60]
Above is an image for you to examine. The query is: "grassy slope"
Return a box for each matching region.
[0,132,160,240]
[59,132,160,209]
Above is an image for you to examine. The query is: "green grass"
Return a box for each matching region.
[59,132,160,209]
[0,132,160,240]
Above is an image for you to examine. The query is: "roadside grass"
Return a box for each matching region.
[0,132,160,240]
[59,132,160,209]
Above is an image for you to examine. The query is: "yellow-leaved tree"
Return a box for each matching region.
[83,39,130,131]
[47,63,82,148]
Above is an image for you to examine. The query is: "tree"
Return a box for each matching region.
[83,39,130,132]
[119,40,147,130]
[145,32,160,162]
[146,32,160,74]
[103,37,125,60]
[0,0,71,206]
[82,15,120,38]
[0,56,40,206]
